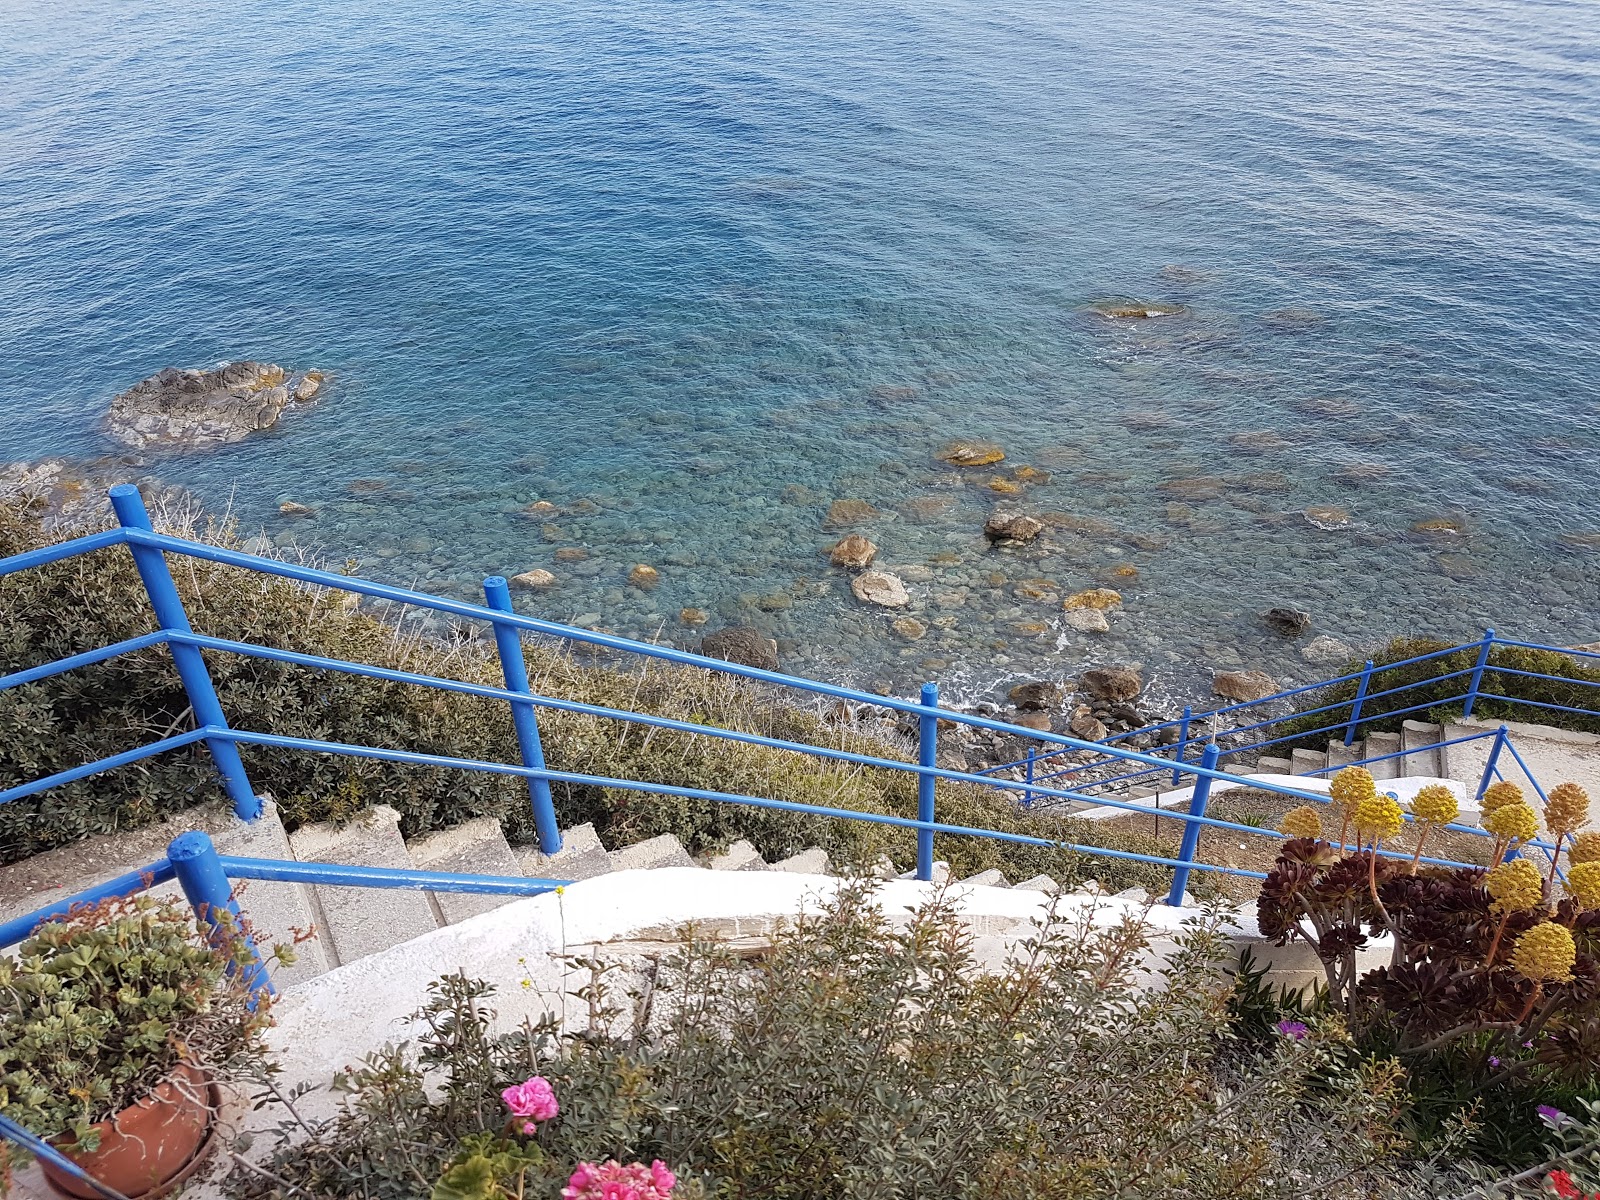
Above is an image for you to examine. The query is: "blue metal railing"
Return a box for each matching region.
[0,483,1573,960]
[979,628,1599,792]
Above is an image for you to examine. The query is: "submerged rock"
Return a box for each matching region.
[678,607,709,626]
[1303,504,1352,529]
[824,499,883,527]
[702,626,779,671]
[984,511,1043,544]
[106,361,325,452]
[891,616,928,640]
[851,571,910,608]
[936,440,1006,467]
[1261,607,1312,636]
[1008,681,1063,711]
[1302,635,1353,666]
[1080,666,1142,702]
[1212,669,1278,702]
[1088,299,1186,320]
[629,564,661,589]
[278,500,315,518]
[1062,588,1122,612]
[1062,608,1111,633]
[828,533,879,569]
[511,569,557,590]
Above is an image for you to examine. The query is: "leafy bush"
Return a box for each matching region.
[1273,637,1600,747]
[0,497,1173,893]
[233,881,1465,1200]
[0,893,272,1152]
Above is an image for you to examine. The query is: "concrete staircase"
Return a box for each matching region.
[1252,719,1445,782]
[2,805,1050,990]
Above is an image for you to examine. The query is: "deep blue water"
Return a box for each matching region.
[2,0,1598,700]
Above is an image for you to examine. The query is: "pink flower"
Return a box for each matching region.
[500,1076,559,1127]
[562,1160,677,1200]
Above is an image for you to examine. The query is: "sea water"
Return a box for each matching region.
[2,0,1597,703]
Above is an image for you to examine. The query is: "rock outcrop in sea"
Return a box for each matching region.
[106,361,324,452]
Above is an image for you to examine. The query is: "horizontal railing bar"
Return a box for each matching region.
[0,527,128,576]
[1488,636,1600,663]
[218,855,569,895]
[206,725,1281,878]
[1481,664,1600,689]
[0,859,176,948]
[1473,690,1600,718]
[0,727,211,807]
[0,630,169,692]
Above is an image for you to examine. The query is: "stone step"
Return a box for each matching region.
[1257,755,1294,775]
[0,798,328,989]
[1365,731,1402,780]
[1400,720,1443,778]
[1013,874,1060,894]
[772,847,831,874]
[703,839,765,871]
[515,822,614,882]
[287,805,439,968]
[607,832,698,872]
[1324,739,1360,770]
[1289,748,1328,776]
[961,868,1009,888]
[408,817,524,926]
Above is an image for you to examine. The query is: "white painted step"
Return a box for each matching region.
[773,847,831,874]
[409,817,524,925]
[1325,739,1359,770]
[608,833,698,871]
[287,805,439,968]
[0,798,328,989]
[961,868,1009,888]
[515,822,613,882]
[703,839,765,871]
[1401,720,1443,778]
[1365,731,1402,780]
[1290,748,1328,776]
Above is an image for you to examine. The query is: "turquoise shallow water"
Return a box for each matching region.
[2,0,1598,702]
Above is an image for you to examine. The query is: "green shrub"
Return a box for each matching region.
[0,498,1173,893]
[1274,637,1600,748]
[233,882,1463,1200]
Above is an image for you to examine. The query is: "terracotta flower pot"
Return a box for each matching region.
[41,1062,217,1200]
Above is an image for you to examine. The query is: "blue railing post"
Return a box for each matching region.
[1344,661,1374,746]
[1166,742,1220,907]
[483,577,562,856]
[1171,705,1192,785]
[109,485,261,821]
[917,682,939,881]
[1476,724,1509,804]
[1462,628,1495,719]
[167,831,273,1000]
[1022,746,1036,810]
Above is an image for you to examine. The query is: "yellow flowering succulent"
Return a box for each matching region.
[1566,862,1600,911]
[1280,805,1323,841]
[1511,922,1576,984]
[1544,782,1591,839]
[1485,858,1544,915]
[1330,766,1378,809]
[1352,792,1405,843]
[1409,784,1459,827]
[1571,830,1600,865]
[1483,801,1540,845]
[1480,780,1525,816]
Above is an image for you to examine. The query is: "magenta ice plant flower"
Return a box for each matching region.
[501,1076,559,1133]
[1538,1104,1570,1127]
[562,1160,677,1200]
[1276,1020,1308,1041]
